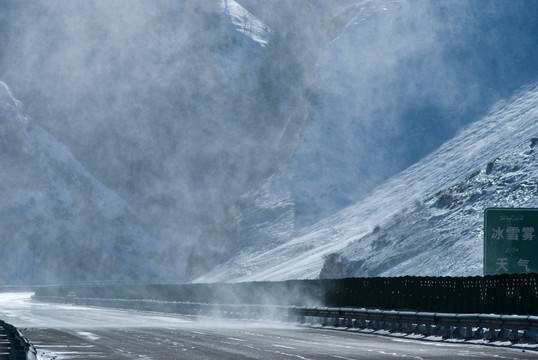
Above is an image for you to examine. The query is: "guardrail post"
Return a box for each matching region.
[464,326,474,340]
[487,328,497,341]
[424,324,433,337]
[453,327,466,339]
[524,330,537,344]
[442,326,452,339]
[374,319,382,331]
[414,324,424,335]
[510,329,520,343]
[498,329,510,341]
[376,320,383,330]
[333,317,340,327]
[475,327,484,340]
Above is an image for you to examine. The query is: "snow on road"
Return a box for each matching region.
[1,292,537,359]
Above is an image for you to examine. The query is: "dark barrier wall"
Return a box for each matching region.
[34,273,538,315]
[324,274,538,314]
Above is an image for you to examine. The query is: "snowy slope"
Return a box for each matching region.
[221,0,272,47]
[191,0,538,283]
[0,82,167,285]
[222,0,538,269]
[194,83,538,282]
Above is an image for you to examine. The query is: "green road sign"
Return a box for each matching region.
[484,208,538,275]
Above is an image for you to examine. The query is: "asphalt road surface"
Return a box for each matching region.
[0,292,537,360]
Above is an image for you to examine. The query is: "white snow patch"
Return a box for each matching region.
[220,0,273,47]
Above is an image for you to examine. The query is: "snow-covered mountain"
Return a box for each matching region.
[195,83,538,282]
[233,0,538,239]
[320,86,538,279]
[2,1,538,284]
[0,82,168,284]
[188,0,538,282]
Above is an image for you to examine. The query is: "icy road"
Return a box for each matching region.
[0,293,536,359]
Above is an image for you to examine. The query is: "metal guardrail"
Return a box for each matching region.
[34,295,538,344]
[0,320,36,360]
[291,307,538,343]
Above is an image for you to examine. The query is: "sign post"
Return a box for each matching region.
[484,208,538,275]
